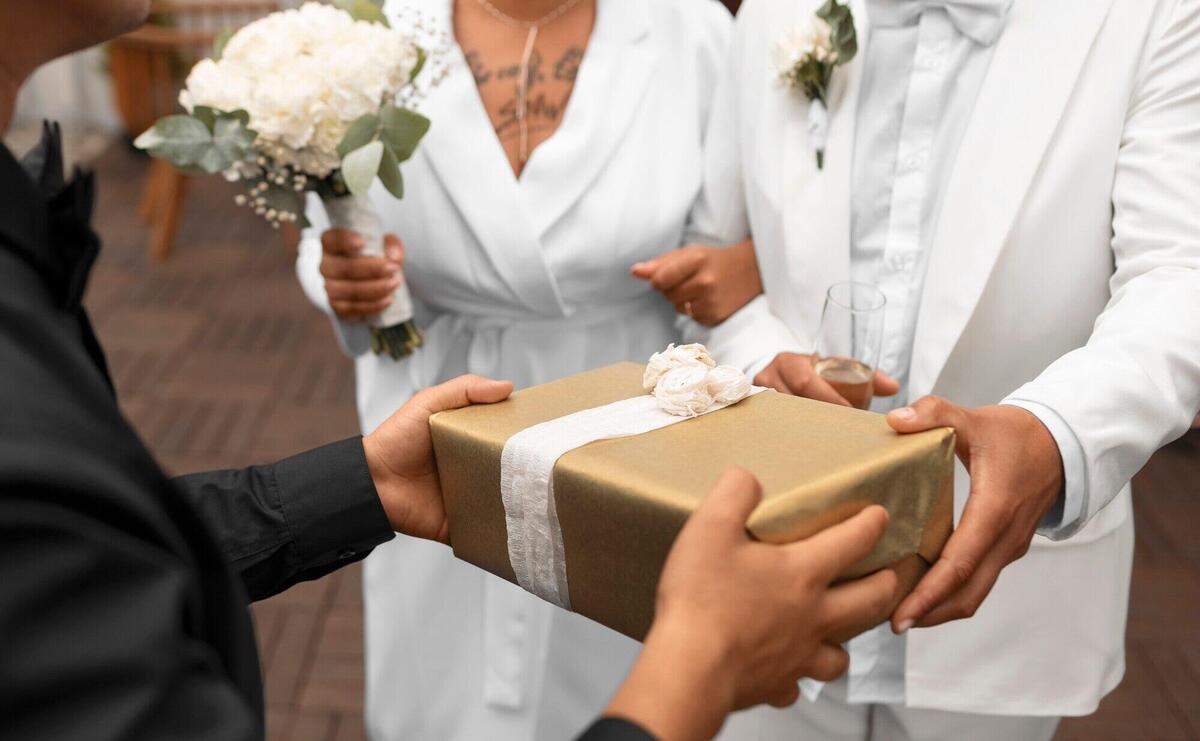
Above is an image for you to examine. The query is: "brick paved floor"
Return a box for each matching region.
[81,143,1199,740]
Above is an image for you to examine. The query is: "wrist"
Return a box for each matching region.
[361,433,403,532]
[1010,406,1066,496]
[606,609,735,740]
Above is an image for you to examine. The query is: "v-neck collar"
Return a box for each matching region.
[414,0,655,316]
[439,0,654,194]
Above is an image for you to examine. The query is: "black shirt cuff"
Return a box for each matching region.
[576,717,657,741]
[272,436,394,571]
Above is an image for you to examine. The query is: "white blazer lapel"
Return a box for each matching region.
[909,0,1116,396]
[418,17,565,316]
[519,1,656,239]
[779,0,868,338]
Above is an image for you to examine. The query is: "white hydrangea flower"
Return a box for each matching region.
[643,343,716,391]
[655,366,715,418]
[178,2,422,178]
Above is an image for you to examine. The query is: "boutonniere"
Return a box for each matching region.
[774,0,858,169]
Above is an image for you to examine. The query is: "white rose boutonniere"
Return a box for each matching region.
[774,0,858,169]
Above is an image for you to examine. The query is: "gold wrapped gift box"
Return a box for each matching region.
[430,362,955,642]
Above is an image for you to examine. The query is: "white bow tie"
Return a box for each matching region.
[867,0,1014,46]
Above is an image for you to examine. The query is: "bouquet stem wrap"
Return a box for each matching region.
[323,195,423,358]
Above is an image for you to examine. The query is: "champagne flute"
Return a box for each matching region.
[813,282,886,410]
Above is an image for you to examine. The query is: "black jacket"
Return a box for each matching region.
[0,127,650,741]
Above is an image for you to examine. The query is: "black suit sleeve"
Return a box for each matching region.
[577,717,658,741]
[172,437,395,602]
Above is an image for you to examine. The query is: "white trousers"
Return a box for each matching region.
[718,679,1061,741]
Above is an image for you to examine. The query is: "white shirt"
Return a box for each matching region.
[842,0,1086,704]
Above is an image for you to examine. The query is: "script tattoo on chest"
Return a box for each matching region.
[464,46,586,141]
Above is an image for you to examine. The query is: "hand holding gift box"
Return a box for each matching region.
[431,345,955,643]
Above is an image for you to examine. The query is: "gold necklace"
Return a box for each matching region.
[474,0,587,167]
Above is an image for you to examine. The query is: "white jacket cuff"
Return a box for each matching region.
[1001,399,1089,541]
[681,295,808,377]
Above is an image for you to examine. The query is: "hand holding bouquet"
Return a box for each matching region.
[136,1,437,358]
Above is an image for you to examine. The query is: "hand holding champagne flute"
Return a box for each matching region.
[753,282,896,407]
[814,282,888,410]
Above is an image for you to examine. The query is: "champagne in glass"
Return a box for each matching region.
[814,355,876,410]
[813,282,886,410]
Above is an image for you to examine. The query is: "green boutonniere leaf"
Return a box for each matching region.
[816,0,858,66]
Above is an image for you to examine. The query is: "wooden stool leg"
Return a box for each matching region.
[150,172,188,262]
[139,159,167,224]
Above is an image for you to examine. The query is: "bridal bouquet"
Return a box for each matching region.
[135,1,438,358]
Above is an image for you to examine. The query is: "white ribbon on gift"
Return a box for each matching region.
[500,388,766,610]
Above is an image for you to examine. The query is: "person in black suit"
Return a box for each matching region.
[0,3,897,740]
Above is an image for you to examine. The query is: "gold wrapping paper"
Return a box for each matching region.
[431,362,955,642]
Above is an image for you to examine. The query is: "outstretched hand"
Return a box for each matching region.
[886,398,1063,631]
[606,468,897,741]
[362,375,513,542]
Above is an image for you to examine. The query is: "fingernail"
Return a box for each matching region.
[386,247,402,261]
[891,407,916,422]
[896,619,914,634]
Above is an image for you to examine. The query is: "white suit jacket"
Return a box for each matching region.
[692,0,1200,716]
[296,0,733,738]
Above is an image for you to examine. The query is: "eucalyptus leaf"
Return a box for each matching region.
[200,116,256,173]
[213,28,234,60]
[380,106,430,162]
[341,140,385,197]
[377,146,404,199]
[409,46,427,83]
[816,0,857,65]
[334,0,390,27]
[337,113,380,159]
[226,109,252,128]
[134,115,213,168]
[191,106,218,132]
